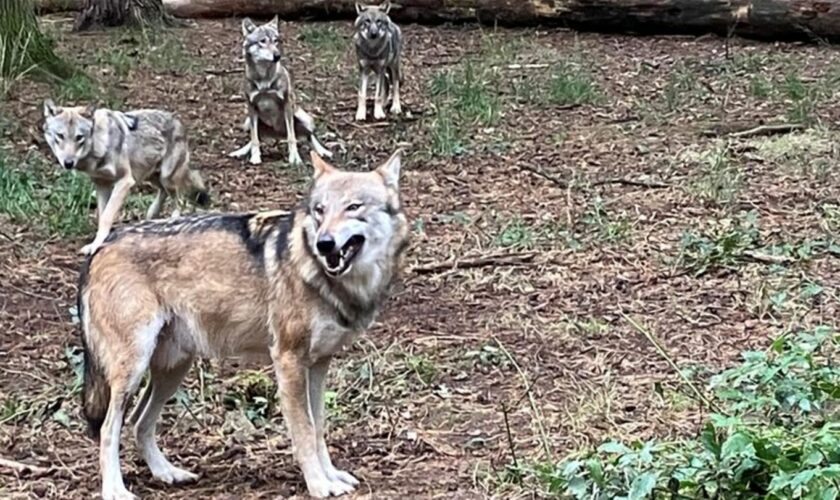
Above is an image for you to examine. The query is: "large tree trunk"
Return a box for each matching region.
[162,0,840,41]
[74,0,182,31]
[0,0,74,84]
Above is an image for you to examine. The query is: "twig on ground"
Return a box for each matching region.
[728,123,804,138]
[0,457,50,475]
[621,311,723,414]
[742,250,796,265]
[411,252,536,275]
[517,164,569,188]
[500,403,519,470]
[205,68,242,75]
[591,178,671,189]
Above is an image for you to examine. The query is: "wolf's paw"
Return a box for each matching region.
[289,152,303,167]
[373,107,386,120]
[307,477,356,498]
[151,463,199,485]
[249,152,262,166]
[80,241,102,256]
[228,143,252,159]
[326,467,359,487]
[390,103,402,115]
[101,485,138,500]
[355,109,367,122]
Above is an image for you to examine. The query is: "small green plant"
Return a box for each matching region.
[57,73,98,102]
[0,152,93,236]
[781,73,820,124]
[688,142,742,204]
[222,370,277,426]
[663,63,701,112]
[582,197,630,244]
[749,75,773,99]
[495,216,536,249]
[678,212,759,276]
[522,328,840,499]
[97,47,134,78]
[298,25,345,65]
[548,62,600,106]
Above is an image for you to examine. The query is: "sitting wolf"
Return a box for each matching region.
[229,16,332,166]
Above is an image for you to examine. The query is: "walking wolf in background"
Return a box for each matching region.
[42,100,209,255]
[354,1,403,121]
[229,16,332,166]
[78,150,408,499]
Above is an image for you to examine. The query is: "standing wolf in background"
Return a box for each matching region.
[43,100,209,255]
[78,150,408,499]
[229,16,332,166]
[354,1,403,121]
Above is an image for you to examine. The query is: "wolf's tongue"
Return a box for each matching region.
[326,253,341,268]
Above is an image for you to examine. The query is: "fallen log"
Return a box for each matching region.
[161,0,840,42]
[33,0,840,42]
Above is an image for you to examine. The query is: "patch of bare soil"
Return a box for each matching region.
[1,17,839,499]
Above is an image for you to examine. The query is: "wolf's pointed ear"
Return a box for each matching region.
[242,17,256,35]
[311,151,337,179]
[43,99,58,118]
[355,3,364,14]
[376,149,402,189]
[81,104,96,119]
[268,15,279,29]
[380,0,391,14]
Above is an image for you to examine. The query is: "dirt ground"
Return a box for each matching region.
[2,15,840,499]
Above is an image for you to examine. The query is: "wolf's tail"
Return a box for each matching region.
[78,258,110,440]
[187,169,210,208]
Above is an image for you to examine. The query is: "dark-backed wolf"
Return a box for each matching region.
[354,1,403,121]
[228,16,332,166]
[43,101,209,255]
[78,150,408,499]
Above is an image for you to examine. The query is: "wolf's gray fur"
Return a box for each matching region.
[228,16,332,166]
[354,1,403,121]
[42,101,208,255]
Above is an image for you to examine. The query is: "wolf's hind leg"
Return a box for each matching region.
[98,314,165,500]
[146,188,168,220]
[134,350,197,485]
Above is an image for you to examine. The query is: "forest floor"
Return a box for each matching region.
[1,15,840,499]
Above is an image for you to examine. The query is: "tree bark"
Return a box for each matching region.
[74,0,183,31]
[0,0,74,82]
[161,0,840,41]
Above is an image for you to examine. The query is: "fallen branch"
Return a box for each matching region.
[729,123,804,139]
[0,457,50,475]
[742,250,796,265]
[517,164,569,189]
[591,178,671,189]
[205,68,242,75]
[411,251,536,275]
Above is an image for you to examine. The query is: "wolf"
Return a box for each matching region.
[77,149,408,499]
[229,16,332,166]
[42,100,209,255]
[354,1,403,121]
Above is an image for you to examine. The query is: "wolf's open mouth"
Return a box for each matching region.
[324,234,365,276]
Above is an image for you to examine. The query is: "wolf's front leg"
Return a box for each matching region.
[373,72,386,120]
[309,358,359,488]
[247,112,262,165]
[390,66,402,115]
[82,170,135,255]
[275,351,354,498]
[285,104,302,167]
[356,70,369,121]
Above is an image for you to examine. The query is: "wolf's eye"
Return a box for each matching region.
[261,37,269,44]
[346,203,363,212]
[75,134,85,143]
[55,133,64,141]
[313,204,324,216]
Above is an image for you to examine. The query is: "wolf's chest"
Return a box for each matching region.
[308,315,359,361]
[251,92,284,128]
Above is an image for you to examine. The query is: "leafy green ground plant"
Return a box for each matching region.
[524,327,839,499]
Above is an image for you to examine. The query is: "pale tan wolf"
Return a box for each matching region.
[228,16,332,166]
[42,100,209,255]
[354,1,403,121]
[78,150,408,499]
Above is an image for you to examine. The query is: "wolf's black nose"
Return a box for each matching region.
[273,53,282,63]
[63,159,75,169]
[316,236,336,255]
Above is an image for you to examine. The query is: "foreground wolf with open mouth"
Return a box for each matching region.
[78,150,408,499]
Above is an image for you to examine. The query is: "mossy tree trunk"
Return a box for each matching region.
[0,0,74,81]
[74,0,183,31]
